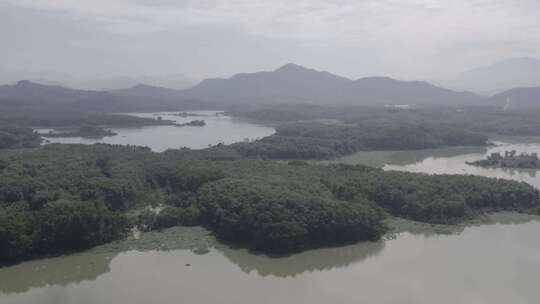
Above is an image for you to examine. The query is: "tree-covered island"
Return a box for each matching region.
[468,151,540,169]
[39,126,118,139]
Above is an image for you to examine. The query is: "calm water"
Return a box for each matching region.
[1,221,539,304]
[38,111,275,152]
[3,138,540,304]
[331,140,540,189]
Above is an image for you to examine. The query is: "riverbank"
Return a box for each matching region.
[82,211,540,257]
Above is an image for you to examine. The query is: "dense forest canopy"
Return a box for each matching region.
[226,121,487,159]
[230,105,540,136]
[1,144,538,264]
[0,127,41,149]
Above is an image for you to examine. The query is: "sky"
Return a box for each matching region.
[1,0,540,81]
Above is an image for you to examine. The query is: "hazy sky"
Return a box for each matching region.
[2,0,540,80]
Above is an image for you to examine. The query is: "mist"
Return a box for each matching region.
[2,0,540,85]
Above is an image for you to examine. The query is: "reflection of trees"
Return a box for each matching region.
[389,213,540,239]
[329,146,488,168]
[473,212,540,227]
[384,146,488,166]
[218,241,385,278]
[498,166,538,178]
[0,252,116,295]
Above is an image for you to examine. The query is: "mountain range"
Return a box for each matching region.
[180,63,480,107]
[1,62,539,111]
[0,80,204,113]
[0,71,197,91]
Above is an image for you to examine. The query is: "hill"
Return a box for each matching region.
[0,80,204,114]
[0,81,208,126]
[490,86,540,109]
[181,63,481,107]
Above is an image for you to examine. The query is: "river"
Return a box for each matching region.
[2,137,540,304]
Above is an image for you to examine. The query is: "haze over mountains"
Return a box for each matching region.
[0,71,197,91]
[437,57,540,95]
[0,80,203,113]
[2,62,540,110]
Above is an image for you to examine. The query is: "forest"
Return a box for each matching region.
[230,105,540,136]
[39,126,118,139]
[0,127,42,149]
[226,121,487,159]
[1,144,538,264]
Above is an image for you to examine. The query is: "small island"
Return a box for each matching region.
[175,120,206,127]
[467,150,540,169]
[173,112,201,117]
[40,126,118,139]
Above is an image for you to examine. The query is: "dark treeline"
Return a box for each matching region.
[1,144,538,264]
[0,127,42,149]
[227,121,487,159]
[0,108,174,128]
[468,151,540,169]
[40,126,117,139]
[230,105,540,136]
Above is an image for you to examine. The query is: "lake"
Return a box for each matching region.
[327,139,540,189]
[38,111,275,152]
[2,137,540,304]
[1,217,539,304]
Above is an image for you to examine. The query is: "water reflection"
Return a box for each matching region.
[0,252,116,295]
[328,141,540,188]
[2,222,540,304]
[218,241,385,278]
[321,145,488,168]
[389,212,540,240]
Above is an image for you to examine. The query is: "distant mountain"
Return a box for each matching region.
[0,80,204,113]
[0,71,198,91]
[490,86,540,109]
[439,57,540,95]
[341,77,479,107]
[0,64,487,115]
[181,63,481,106]
[75,74,198,91]
[111,83,184,100]
[0,80,116,111]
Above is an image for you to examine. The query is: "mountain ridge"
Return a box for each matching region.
[10,62,540,110]
[181,63,482,106]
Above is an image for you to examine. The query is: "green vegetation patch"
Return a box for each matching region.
[1,144,539,264]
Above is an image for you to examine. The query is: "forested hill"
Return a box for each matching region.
[490,86,540,109]
[180,63,482,107]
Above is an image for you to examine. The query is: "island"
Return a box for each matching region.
[467,150,540,169]
[173,112,203,117]
[175,120,206,127]
[39,126,118,139]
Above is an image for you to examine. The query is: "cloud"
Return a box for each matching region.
[5,1,540,60]
[2,0,540,79]
[4,0,538,38]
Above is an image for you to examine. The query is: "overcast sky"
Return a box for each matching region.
[2,0,540,81]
